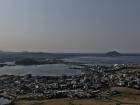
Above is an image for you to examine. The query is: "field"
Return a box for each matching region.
[111,87,140,103]
[15,98,116,105]
[15,87,140,105]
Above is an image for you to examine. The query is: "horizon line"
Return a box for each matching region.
[0,50,140,54]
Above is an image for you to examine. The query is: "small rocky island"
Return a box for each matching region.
[106,51,121,56]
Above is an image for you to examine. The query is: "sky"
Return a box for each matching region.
[0,0,140,53]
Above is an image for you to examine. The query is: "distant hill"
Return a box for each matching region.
[106,51,121,56]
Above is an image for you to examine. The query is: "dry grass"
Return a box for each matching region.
[111,87,140,103]
[15,98,116,105]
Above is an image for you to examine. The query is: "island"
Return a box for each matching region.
[106,51,121,56]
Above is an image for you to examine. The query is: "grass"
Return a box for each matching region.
[15,98,116,105]
[111,87,140,103]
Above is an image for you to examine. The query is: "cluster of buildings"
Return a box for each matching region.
[0,74,109,99]
[84,64,140,89]
[0,64,139,102]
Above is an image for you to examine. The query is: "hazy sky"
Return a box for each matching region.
[0,0,140,53]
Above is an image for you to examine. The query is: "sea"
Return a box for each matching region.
[0,55,140,76]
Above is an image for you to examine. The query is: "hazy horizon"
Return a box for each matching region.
[0,0,140,53]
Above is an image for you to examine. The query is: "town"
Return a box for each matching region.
[0,64,140,104]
